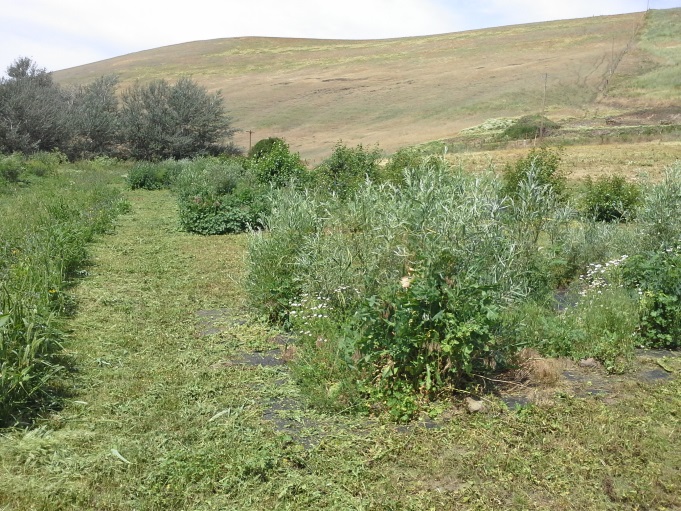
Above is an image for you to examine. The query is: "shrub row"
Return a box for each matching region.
[128,140,389,235]
[0,166,129,426]
[246,151,681,420]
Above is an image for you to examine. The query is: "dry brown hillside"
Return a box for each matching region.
[54,9,681,162]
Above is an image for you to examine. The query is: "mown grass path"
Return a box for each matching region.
[1,186,680,510]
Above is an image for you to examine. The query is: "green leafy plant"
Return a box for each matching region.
[501,147,566,201]
[353,265,503,398]
[581,174,641,222]
[623,246,681,349]
[173,158,267,235]
[314,142,382,199]
[251,140,306,188]
[178,190,265,235]
[127,160,182,190]
[248,137,286,160]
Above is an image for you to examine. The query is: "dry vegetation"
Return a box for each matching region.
[53,9,681,162]
[451,140,681,180]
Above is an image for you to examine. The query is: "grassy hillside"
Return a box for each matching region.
[54,9,681,161]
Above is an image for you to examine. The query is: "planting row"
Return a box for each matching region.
[0,163,129,426]
[126,141,680,419]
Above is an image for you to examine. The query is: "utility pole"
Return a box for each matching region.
[247,130,254,152]
[540,73,548,141]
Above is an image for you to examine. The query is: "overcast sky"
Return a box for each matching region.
[1,0,679,74]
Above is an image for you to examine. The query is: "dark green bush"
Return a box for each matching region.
[623,248,681,349]
[380,147,423,185]
[174,158,268,235]
[500,114,559,141]
[248,137,286,160]
[127,161,182,190]
[352,265,503,402]
[314,142,382,199]
[178,189,266,235]
[501,147,566,201]
[581,174,641,222]
[251,140,306,188]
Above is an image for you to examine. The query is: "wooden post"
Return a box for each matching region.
[540,73,548,141]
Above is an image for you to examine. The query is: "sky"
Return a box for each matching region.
[1,0,679,74]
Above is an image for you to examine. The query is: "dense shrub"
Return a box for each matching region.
[175,158,267,235]
[249,158,562,418]
[353,269,503,403]
[623,247,681,349]
[248,137,286,160]
[501,147,566,201]
[381,147,424,184]
[581,174,641,222]
[499,114,559,141]
[119,77,235,160]
[251,140,306,188]
[127,160,183,190]
[178,189,266,235]
[314,142,382,199]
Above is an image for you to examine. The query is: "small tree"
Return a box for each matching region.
[68,75,121,159]
[119,77,234,160]
[0,58,71,154]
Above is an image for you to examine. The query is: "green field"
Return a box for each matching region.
[1,160,680,510]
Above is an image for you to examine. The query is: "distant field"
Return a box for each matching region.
[450,140,681,181]
[53,9,681,161]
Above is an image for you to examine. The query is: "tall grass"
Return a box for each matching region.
[0,165,128,426]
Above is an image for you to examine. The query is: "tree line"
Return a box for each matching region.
[0,57,236,161]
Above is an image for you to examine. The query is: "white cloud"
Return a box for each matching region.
[475,0,648,26]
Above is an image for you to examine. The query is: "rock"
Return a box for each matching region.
[465,397,485,413]
[579,358,599,368]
